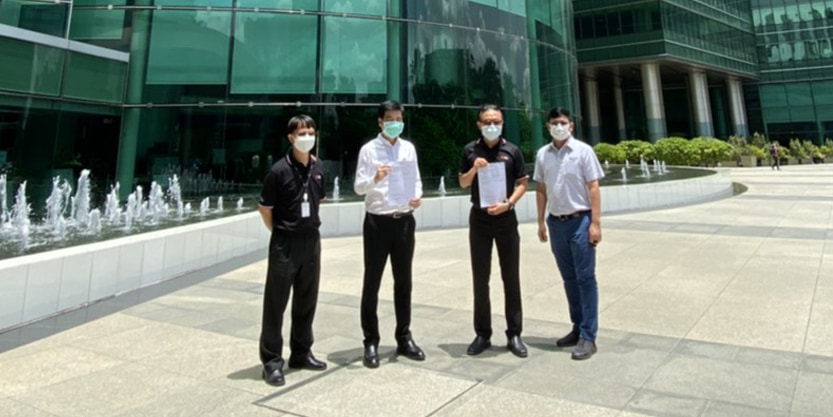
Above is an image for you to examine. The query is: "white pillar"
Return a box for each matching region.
[727,76,749,137]
[689,69,713,137]
[641,62,667,141]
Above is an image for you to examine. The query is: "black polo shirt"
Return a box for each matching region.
[259,153,326,233]
[459,138,527,209]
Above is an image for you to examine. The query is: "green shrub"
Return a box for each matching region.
[821,138,833,158]
[654,137,699,166]
[777,144,791,159]
[593,143,626,164]
[789,138,808,159]
[690,137,734,166]
[745,145,767,159]
[750,132,767,148]
[618,140,655,163]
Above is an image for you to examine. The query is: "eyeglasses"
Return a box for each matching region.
[550,121,570,126]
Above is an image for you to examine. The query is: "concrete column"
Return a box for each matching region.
[689,69,713,137]
[727,76,749,137]
[613,76,626,140]
[641,62,667,142]
[583,70,601,144]
[116,3,151,200]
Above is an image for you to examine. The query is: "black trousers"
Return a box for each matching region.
[259,230,321,366]
[469,207,522,339]
[361,213,416,347]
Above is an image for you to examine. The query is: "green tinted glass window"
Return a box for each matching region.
[145,0,232,85]
[323,0,384,15]
[69,0,126,40]
[0,37,64,96]
[320,17,386,94]
[0,0,68,37]
[230,12,317,94]
[63,52,126,103]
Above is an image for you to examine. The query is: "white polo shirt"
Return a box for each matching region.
[533,136,604,216]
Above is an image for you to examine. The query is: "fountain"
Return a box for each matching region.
[89,209,101,234]
[216,196,224,213]
[236,198,243,211]
[148,182,165,224]
[660,161,668,175]
[104,183,120,224]
[11,182,31,247]
[620,167,628,183]
[604,160,610,170]
[44,176,72,232]
[438,176,447,197]
[625,160,631,169]
[332,176,341,201]
[0,173,7,225]
[168,175,184,220]
[71,169,91,227]
[199,197,210,216]
[184,202,192,216]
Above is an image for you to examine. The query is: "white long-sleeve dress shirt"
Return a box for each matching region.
[354,134,423,215]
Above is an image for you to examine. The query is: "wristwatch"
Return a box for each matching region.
[504,199,515,210]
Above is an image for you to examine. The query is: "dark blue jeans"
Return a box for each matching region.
[547,212,598,342]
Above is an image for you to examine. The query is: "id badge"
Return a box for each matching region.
[301,202,310,218]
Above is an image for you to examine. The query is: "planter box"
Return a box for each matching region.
[800,157,814,165]
[740,155,757,167]
[718,160,738,167]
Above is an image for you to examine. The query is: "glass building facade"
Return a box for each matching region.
[5,0,833,206]
[751,0,833,142]
[574,0,757,142]
[0,0,577,202]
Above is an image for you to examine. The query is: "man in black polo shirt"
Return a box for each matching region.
[458,104,529,358]
[258,114,327,386]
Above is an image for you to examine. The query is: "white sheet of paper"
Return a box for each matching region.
[387,160,417,207]
[478,161,507,207]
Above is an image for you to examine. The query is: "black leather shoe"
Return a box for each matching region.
[288,354,328,371]
[363,344,380,368]
[556,330,580,347]
[466,336,491,356]
[507,335,528,358]
[262,365,285,386]
[571,338,597,360]
[396,338,426,361]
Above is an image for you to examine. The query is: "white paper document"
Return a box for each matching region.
[478,161,507,207]
[387,160,417,207]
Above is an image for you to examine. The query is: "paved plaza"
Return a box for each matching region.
[1,165,832,417]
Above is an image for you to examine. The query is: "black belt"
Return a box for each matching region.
[549,210,590,222]
[372,211,413,219]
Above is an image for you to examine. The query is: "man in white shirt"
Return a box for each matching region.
[533,107,604,360]
[354,100,425,368]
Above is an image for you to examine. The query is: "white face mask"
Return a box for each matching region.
[481,124,502,142]
[549,124,571,141]
[293,134,315,153]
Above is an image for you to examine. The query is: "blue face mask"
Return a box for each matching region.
[383,121,405,139]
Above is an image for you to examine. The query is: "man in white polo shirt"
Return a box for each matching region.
[533,107,604,360]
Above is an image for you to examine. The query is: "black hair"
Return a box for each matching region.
[477,104,503,121]
[547,107,572,121]
[287,114,316,134]
[377,100,403,119]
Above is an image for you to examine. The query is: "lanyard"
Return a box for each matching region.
[286,154,313,202]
